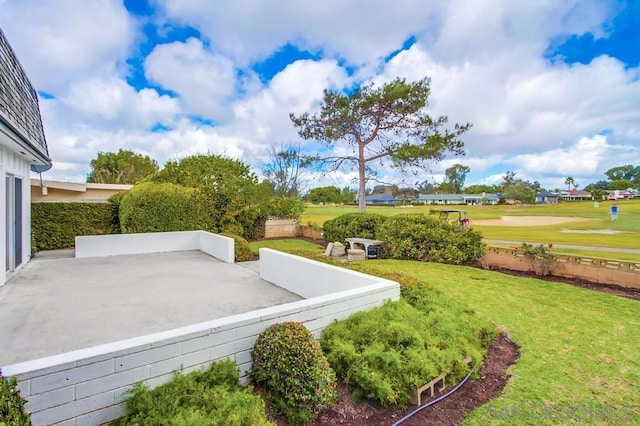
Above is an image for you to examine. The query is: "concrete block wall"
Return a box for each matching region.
[483,247,640,289]
[75,231,234,263]
[3,248,399,425]
[264,219,298,238]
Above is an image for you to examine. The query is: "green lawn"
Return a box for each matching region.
[250,240,640,425]
[300,201,640,251]
[249,238,321,255]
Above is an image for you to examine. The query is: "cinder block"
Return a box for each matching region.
[31,391,114,426]
[209,341,236,360]
[134,372,175,396]
[231,336,257,353]
[115,343,181,372]
[234,318,278,340]
[26,386,74,413]
[75,366,149,399]
[149,349,210,377]
[74,402,126,426]
[16,378,30,397]
[50,419,74,426]
[235,350,252,366]
[181,329,235,354]
[31,360,114,394]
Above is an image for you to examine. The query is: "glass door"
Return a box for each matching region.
[5,174,22,271]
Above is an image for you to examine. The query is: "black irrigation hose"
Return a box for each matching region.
[391,362,480,426]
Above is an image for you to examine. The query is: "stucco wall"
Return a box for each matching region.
[75,231,234,263]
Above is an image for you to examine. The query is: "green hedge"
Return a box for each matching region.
[119,182,213,234]
[31,202,113,251]
[377,214,485,264]
[220,233,254,262]
[322,213,387,244]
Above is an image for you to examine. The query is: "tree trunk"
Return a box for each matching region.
[358,145,367,213]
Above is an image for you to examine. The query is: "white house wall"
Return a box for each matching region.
[0,144,31,286]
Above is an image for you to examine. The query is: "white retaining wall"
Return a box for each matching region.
[75,231,234,263]
[3,243,399,425]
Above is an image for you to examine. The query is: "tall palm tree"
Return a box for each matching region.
[564,177,575,191]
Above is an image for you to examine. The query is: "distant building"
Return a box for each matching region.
[415,193,500,205]
[560,189,592,201]
[356,186,398,205]
[606,189,635,200]
[31,179,132,203]
[536,191,561,204]
[363,193,397,205]
[1,28,52,284]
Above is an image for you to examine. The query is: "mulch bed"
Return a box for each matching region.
[266,333,519,425]
[489,267,640,301]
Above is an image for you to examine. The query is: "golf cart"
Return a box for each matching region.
[439,209,471,230]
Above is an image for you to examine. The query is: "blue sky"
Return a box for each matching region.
[1,0,638,191]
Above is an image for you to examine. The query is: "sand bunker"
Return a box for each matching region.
[560,229,627,234]
[472,216,594,227]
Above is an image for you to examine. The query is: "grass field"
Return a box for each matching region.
[300,200,640,253]
[249,240,640,425]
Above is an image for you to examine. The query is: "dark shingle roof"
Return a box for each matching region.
[365,194,396,201]
[0,28,50,164]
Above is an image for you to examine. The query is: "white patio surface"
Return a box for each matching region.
[0,250,301,365]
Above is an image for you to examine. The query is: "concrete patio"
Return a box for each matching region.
[0,231,399,425]
[0,250,301,365]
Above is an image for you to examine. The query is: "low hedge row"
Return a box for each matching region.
[31,189,306,252]
[31,202,113,251]
[323,213,486,264]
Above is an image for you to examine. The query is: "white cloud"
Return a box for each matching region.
[144,38,238,120]
[0,0,136,92]
[154,0,444,64]
[1,0,636,191]
[57,77,179,129]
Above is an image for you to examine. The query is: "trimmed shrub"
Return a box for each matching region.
[262,197,306,220]
[322,213,387,244]
[377,214,485,264]
[1,369,30,425]
[31,202,113,251]
[119,182,212,233]
[236,207,267,241]
[250,322,337,424]
[320,294,495,408]
[220,233,254,262]
[113,359,273,426]
[107,191,126,234]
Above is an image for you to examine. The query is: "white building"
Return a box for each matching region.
[0,28,52,285]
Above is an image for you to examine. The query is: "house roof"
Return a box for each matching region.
[31,178,133,193]
[561,189,591,197]
[537,191,560,197]
[0,28,51,169]
[365,193,396,201]
[418,193,500,200]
